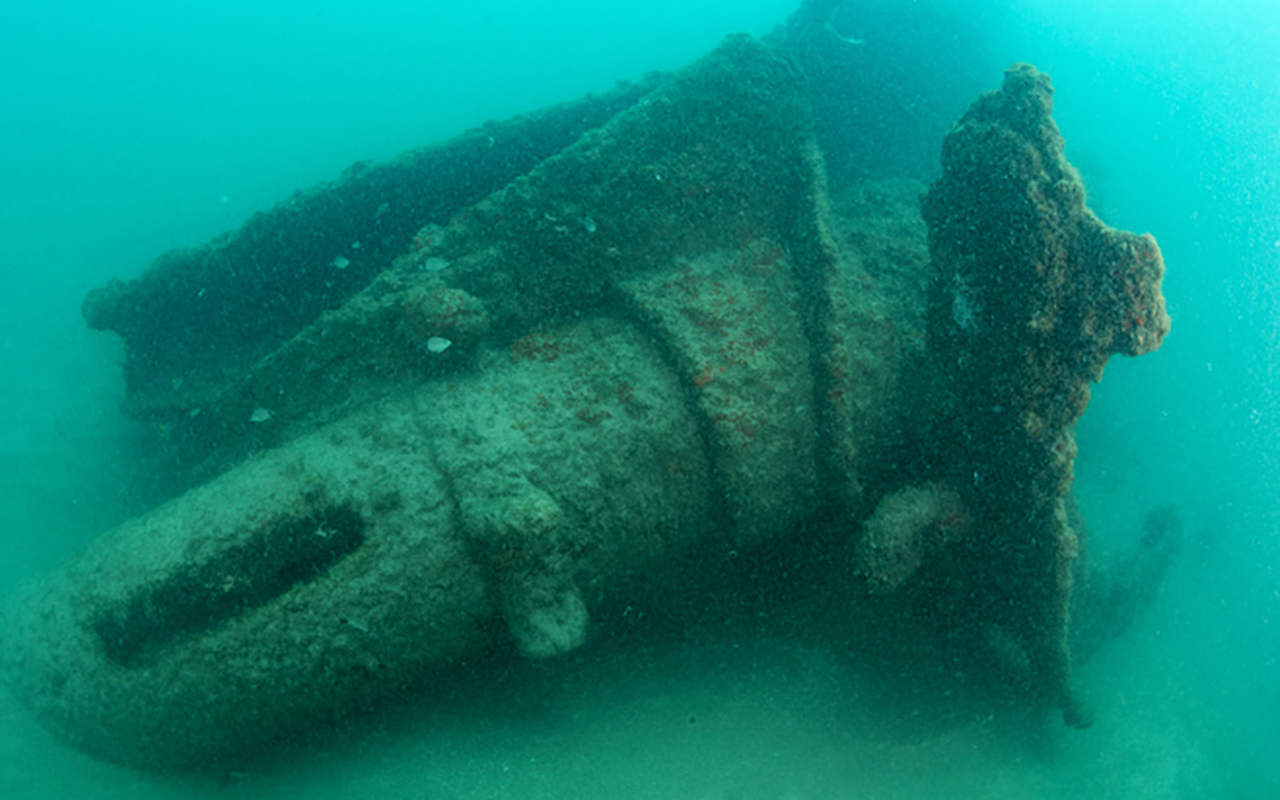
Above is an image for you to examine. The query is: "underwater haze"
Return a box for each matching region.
[1,1,1277,798]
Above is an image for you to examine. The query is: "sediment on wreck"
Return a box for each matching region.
[864,62,1170,727]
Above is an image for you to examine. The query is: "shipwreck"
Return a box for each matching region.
[1,4,1172,771]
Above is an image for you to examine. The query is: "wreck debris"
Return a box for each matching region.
[912,63,1170,727]
[1071,505,1182,663]
[855,482,970,593]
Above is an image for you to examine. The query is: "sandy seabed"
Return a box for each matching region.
[2,552,1266,800]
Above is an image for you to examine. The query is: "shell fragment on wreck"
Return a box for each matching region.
[426,336,452,353]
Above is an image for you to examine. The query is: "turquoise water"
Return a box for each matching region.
[1,1,1276,797]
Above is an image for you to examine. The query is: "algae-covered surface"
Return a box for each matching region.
[2,1,1278,798]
